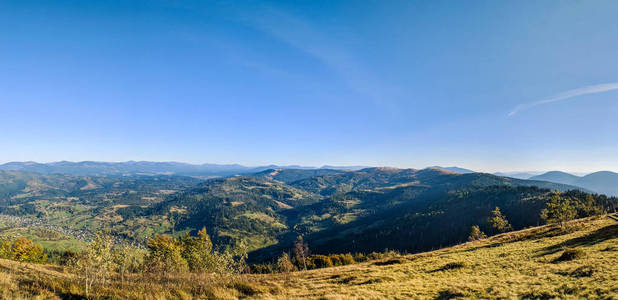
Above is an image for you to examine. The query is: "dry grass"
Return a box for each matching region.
[1,214,617,299]
[253,214,618,299]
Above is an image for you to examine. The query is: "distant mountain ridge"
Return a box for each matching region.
[0,161,368,177]
[427,166,475,174]
[530,171,618,196]
[493,172,542,179]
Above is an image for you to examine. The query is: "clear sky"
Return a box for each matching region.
[1,0,617,172]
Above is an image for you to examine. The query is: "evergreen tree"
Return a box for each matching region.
[181,227,215,272]
[488,207,512,233]
[582,194,604,217]
[468,225,487,241]
[541,191,577,228]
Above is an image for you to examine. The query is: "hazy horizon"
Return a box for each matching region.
[0,159,613,175]
[2,1,617,173]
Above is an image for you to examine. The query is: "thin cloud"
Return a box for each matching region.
[239,7,401,110]
[509,82,618,116]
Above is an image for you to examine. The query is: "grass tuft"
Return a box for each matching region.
[569,265,595,278]
[554,248,586,262]
[431,261,465,272]
[372,258,405,266]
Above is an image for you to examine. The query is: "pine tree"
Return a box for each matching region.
[468,225,487,241]
[582,194,604,217]
[181,227,215,272]
[488,207,512,233]
[541,191,577,228]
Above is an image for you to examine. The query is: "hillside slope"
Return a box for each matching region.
[257,214,618,299]
[0,214,616,299]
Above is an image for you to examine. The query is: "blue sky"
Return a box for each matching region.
[1,0,617,172]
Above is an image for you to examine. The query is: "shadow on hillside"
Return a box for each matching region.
[458,226,566,254]
[537,223,618,257]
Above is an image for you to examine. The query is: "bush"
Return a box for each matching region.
[341,253,355,265]
[276,252,296,273]
[250,264,274,274]
[353,253,368,262]
[329,254,343,266]
[145,234,188,273]
[0,236,47,263]
[468,225,487,241]
[180,227,215,272]
[308,255,333,269]
[366,252,385,260]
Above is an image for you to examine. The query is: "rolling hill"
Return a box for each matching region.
[0,167,613,264]
[530,171,618,196]
[112,167,604,261]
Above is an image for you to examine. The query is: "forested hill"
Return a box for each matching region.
[121,168,605,260]
[0,167,614,264]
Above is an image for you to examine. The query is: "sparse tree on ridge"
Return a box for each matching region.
[488,207,512,233]
[468,225,487,241]
[541,191,577,228]
[294,236,309,270]
[582,194,604,217]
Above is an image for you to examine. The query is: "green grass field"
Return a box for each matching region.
[0,214,616,299]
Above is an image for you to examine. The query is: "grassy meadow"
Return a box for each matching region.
[0,214,616,299]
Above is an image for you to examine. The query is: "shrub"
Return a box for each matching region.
[329,254,343,266]
[276,252,295,273]
[308,255,333,269]
[341,253,355,265]
[366,252,385,260]
[0,237,11,259]
[145,234,188,273]
[250,264,274,274]
[353,253,368,262]
[73,233,117,296]
[59,250,78,266]
[181,227,215,272]
[468,225,487,241]
[0,236,47,263]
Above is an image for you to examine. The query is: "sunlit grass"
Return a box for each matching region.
[0,214,616,299]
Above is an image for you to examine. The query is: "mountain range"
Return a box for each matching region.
[0,164,616,266]
[2,161,617,196]
[0,161,369,178]
[530,171,618,196]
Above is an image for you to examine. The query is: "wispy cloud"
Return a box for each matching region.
[239,7,400,110]
[509,82,618,116]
